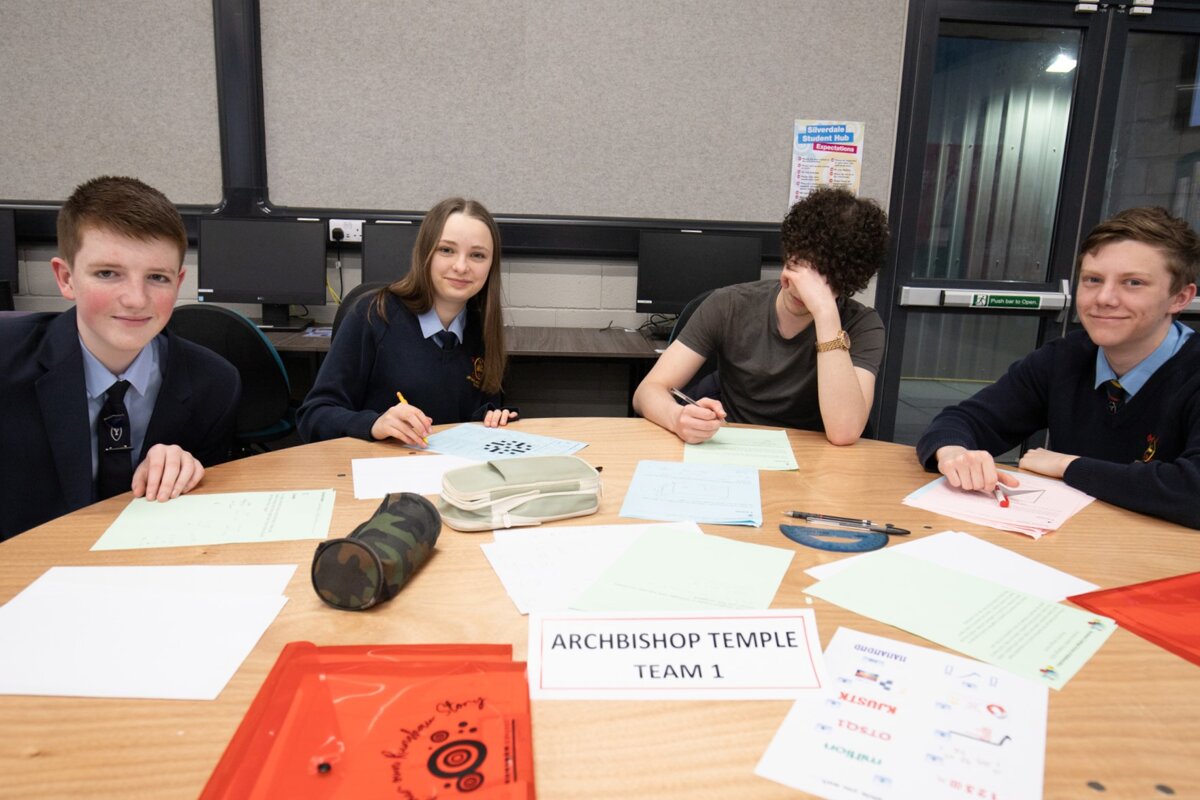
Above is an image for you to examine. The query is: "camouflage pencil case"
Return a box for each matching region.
[437,455,602,531]
[310,492,442,611]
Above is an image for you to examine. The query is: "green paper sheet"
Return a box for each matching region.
[683,426,799,470]
[92,490,336,550]
[571,526,794,611]
[804,550,1115,689]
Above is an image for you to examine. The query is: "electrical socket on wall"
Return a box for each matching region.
[329,219,364,243]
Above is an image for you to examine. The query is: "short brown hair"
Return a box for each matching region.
[373,197,507,394]
[1078,206,1200,294]
[780,186,889,297]
[56,176,187,265]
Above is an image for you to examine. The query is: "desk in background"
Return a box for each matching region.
[2,418,1195,799]
[266,325,663,414]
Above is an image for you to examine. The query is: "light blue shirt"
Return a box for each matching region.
[82,335,166,479]
[417,306,467,346]
[1094,320,1194,399]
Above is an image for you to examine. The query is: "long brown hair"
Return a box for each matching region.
[372,197,507,394]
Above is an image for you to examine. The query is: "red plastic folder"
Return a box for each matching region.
[201,642,536,799]
[1069,571,1200,667]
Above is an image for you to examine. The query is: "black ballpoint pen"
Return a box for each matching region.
[783,511,910,536]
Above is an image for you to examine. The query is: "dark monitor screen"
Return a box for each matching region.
[0,208,17,295]
[197,217,327,328]
[636,231,763,315]
[361,221,418,284]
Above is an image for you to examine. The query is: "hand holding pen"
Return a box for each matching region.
[369,391,433,446]
[669,387,727,444]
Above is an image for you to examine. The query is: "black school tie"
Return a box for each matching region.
[433,330,458,350]
[97,380,134,499]
[1104,379,1125,414]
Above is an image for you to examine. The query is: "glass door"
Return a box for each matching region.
[875,1,1103,445]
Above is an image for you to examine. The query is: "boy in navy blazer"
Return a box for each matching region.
[0,176,240,541]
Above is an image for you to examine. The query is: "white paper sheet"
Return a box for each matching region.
[757,627,1048,800]
[0,565,294,700]
[351,454,476,498]
[481,523,699,614]
[805,531,1099,602]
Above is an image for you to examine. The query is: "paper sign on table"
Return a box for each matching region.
[804,550,1114,689]
[757,627,1048,800]
[92,489,335,550]
[527,609,825,700]
[683,426,798,470]
[619,460,762,526]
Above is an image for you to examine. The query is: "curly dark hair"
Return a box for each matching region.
[779,187,889,297]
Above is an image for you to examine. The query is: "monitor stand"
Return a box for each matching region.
[253,303,312,332]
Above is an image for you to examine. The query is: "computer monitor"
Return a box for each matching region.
[361,221,418,285]
[197,217,327,330]
[635,230,763,315]
[0,208,17,296]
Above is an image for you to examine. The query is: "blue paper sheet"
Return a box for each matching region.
[619,460,762,527]
[421,423,587,461]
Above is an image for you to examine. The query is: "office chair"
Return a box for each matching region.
[167,304,295,454]
[668,289,720,401]
[332,281,388,340]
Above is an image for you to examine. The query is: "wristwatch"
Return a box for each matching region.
[815,330,851,353]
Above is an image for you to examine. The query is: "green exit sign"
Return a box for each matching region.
[970,294,1042,309]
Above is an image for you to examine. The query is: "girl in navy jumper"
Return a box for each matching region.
[298,197,515,445]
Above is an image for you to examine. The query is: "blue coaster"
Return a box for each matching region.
[780,524,888,553]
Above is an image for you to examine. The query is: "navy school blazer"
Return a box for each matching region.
[0,308,241,541]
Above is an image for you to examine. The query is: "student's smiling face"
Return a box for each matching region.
[51,226,184,374]
[1076,239,1195,370]
[429,212,494,315]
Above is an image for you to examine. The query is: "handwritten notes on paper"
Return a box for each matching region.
[757,627,1049,800]
[619,460,762,526]
[804,550,1115,689]
[527,610,825,700]
[92,490,335,550]
[683,426,798,470]
[902,471,1093,537]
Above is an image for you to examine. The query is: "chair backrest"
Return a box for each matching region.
[668,289,720,399]
[332,282,388,340]
[668,288,715,345]
[0,280,14,312]
[167,304,291,436]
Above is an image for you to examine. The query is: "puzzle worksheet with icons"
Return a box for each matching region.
[418,423,587,461]
[757,627,1048,800]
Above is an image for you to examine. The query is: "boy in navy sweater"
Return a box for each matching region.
[916,206,1200,528]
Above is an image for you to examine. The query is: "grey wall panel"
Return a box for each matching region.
[262,0,907,221]
[0,0,221,205]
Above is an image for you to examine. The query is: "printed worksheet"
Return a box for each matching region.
[419,423,587,460]
[757,627,1048,799]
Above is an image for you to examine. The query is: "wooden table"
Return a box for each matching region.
[1,418,1196,799]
